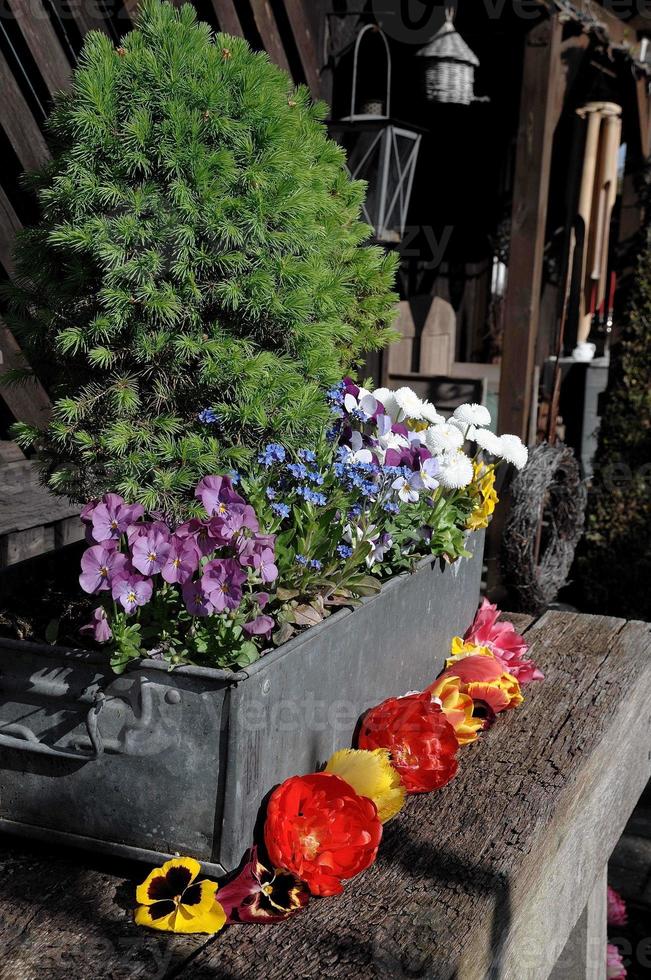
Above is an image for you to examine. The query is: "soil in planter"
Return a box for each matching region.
[0,543,94,647]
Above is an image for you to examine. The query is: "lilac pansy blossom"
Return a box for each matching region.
[392,470,424,503]
[243,615,275,640]
[182,580,215,617]
[202,559,247,612]
[90,493,144,544]
[195,475,244,517]
[131,527,171,576]
[161,536,200,585]
[79,546,129,594]
[176,518,221,557]
[80,606,112,643]
[112,574,153,614]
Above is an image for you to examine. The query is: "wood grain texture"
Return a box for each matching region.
[0,185,21,277]
[10,0,72,97]
[497,15,563,440]
[209,0,244,37]
[281,0,320,94]
[248,0,291,76]
[0,612,648,980]
[0,49,49,172]
[0,320,52,427]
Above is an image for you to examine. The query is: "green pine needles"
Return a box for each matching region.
[6,0,397,516]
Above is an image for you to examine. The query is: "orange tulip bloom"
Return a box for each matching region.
[441,649,523,714]
[427,675,485,745]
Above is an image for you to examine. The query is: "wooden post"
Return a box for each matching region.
[497,15,563,440]
[550,865,607,980]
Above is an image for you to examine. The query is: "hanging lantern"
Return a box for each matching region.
[328,25,422,244]
[416,9,479,105]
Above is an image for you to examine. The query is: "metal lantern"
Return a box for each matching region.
[328,25,422,244]
[416,9,479,105]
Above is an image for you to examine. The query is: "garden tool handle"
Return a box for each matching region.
[0,692,105,760]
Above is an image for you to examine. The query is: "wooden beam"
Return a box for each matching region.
[498,15,564,440]
[0,185,21,277]
[0,50,49,172]
[0,320,51,427]
[281,0,321,94]
[636,74,651,159]
[209,0,244,37]
[248,0,292,76]
[9,0,72,97]
[534,0,632,48]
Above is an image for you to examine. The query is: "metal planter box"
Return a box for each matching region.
[0,533,483,875]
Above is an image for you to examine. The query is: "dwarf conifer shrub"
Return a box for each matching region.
[576,222,651,619]
[7,0,397,516]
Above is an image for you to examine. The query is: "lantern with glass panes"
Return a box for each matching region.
[328,24,422,244]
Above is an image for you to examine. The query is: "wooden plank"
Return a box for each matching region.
[534,0,631,47]
[384,300,415,378]
[210,0,244,37]
[550,865,607,980]
[498,15,563,441]
[9,0,72,97]
[0,441,25,462]
[0,184,21,277]
[0,613,647,979]
[281,0,321,94]
[248,0,292,76]
[0,49,49,172]
[0,320,51,427]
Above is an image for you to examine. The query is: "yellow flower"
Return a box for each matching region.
[135,857,227,934]
[325,747,406,822]
[448,636,494,665]
[408,418,429,432]
[467,462,498,530]
[427,674,485,745]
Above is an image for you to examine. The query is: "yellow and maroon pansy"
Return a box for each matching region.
[217,846,310,923]
[135,857,226,934]
[426,675,485,745]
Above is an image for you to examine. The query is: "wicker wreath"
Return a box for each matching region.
[501,442,587,614]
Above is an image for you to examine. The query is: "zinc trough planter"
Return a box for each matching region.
[0,531,484,875]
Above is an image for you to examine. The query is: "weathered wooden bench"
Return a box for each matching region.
[0,610,649,980]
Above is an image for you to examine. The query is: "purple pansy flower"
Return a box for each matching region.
[161,536,200,584]
[211,504,259,541]
[420,456,440,490]
[243,615,275,640]
[80,606,112,643]
[131,528,171,576]
[392,470,424,503]
[237,536,278,583]
[176,518,222,557]
[112,574,153,614]
[201,558,247,612]
[89,493,145,544]
[255,592,270,609]
[195,475,244,517]
[182,580,215,617]
[79,546,129,594]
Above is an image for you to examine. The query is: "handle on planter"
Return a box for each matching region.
[0,692,105,761]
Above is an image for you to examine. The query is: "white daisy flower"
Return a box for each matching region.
[497,434,529,470]
[420,400,444,425]
[436,450,474,489]
[453,402,491,428]
[425,423,464,455]
[393,386,424,421]
[372,387,399,421]
[473,428,503,456]
[449,416,478,441]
